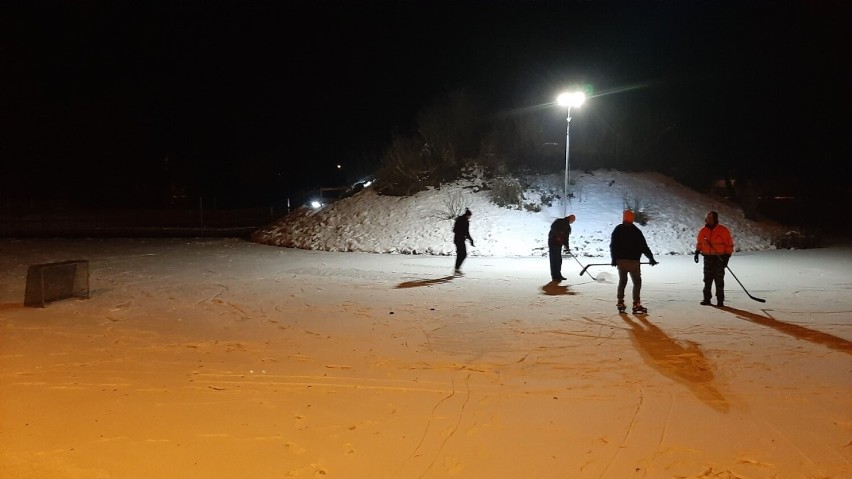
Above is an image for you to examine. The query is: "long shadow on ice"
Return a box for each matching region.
[718,306,852,355]
[395,275,456,289]
[621,314,729,412]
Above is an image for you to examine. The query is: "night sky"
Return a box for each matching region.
[1,1,847,212]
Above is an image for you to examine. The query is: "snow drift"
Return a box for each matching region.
[252,170,783,257]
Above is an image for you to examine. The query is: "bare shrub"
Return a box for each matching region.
[428,190,470,220]
[490,177,524,208]
[623,195,651,225]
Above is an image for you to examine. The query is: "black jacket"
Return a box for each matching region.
[610,222,655,262]
[453,215,472,243]
[548,218,572,248]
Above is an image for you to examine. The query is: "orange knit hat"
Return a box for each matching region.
[623,209,635,223]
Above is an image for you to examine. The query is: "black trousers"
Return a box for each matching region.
[454,240,467,269]
[549,246,563,279]
[702,255,726,302]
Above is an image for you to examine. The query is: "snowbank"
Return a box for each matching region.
[253,170,783,257]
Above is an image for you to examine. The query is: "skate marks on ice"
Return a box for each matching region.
[395,373,472,479]
[718,306,852,355]
[620,314,729,412]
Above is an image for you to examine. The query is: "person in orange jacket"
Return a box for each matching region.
[694,211,734,306]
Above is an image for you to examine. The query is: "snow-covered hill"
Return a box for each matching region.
[252,170,784,257]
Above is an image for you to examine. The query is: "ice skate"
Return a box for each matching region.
[617,302,626,314]
[632,303,647,314]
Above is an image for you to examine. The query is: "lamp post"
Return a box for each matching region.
[556,91,586,216]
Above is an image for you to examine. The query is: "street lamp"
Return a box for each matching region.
[556,91,586,216]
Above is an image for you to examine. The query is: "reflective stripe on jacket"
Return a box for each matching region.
[696,224,733,255]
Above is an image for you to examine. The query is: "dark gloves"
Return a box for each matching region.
[611,259,617,267]
[649,258,658,266]
[722,254,730,267]
[693,251,700,263]
[469,240,475,247]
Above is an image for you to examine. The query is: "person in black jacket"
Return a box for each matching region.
[452,208,474,274]
[610,210,657,313]
[548,214,575,281]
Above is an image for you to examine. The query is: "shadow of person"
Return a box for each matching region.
[621,314,729,412]
[541,281,575,296]
[395,276,456,289]
[717,305,852,355]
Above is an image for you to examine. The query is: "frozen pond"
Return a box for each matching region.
[1,238,850,478]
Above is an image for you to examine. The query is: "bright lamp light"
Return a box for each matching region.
[557,91,586,108]
[556,90,586,216]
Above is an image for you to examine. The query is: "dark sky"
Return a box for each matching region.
[1,0,847,208]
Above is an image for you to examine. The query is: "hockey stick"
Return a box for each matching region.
[726,267,765,303]
[579,262,653,277]
[571,256,600,281]
[702,239,766,303]
[579,263,611,277]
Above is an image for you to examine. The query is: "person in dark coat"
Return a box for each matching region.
[548,214,575,281]
[610,209,657,313]
[453,208,474,274]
